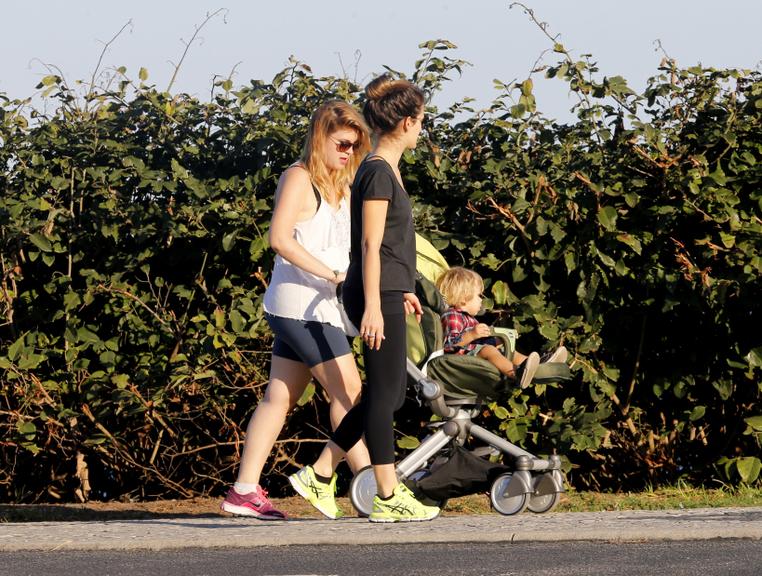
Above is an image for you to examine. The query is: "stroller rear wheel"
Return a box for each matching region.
[349,466,376,517]
[490,473,529,515]
[349,466,448,517]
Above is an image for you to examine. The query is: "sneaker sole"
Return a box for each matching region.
[545,346,568,364]
[220,501,285,520]
[288,474,343,520]
[520,353,540,389]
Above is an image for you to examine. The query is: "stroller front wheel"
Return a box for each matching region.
[527,490,561,514]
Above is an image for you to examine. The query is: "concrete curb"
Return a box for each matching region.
[1,507,760,551]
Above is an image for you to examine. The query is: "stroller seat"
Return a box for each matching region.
[349,234,572,517]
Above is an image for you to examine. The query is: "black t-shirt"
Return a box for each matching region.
[346,156,416,294]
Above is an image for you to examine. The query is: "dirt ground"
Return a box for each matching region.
[0,494,497,523]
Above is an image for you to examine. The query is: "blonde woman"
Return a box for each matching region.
[221,101,371,520]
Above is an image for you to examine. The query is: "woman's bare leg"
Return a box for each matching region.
[236,355,312,485]
[309,353,371,477]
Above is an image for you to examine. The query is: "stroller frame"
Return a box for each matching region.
[349,358,566,516]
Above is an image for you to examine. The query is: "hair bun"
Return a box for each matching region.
[362,73,425,134]
[365,74,405,102]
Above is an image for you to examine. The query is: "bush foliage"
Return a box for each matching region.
[1,38,760,502]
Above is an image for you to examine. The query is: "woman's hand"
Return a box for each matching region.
[330,270,346,285]
[360,305,385,350]
[403,292,423,323]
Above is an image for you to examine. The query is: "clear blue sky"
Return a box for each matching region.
[2,1,760,120]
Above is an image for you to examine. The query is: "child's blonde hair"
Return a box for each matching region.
[435,266,483,308]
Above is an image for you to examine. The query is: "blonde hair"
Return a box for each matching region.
[300,100,370,202]
[435,267,484,308]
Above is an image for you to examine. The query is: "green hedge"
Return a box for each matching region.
[1,41,760,502]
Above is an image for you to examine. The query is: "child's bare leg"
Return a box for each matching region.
[477,345,516,378]
[512,351,527,365]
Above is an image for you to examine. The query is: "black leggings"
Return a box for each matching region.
[331,292,408,465]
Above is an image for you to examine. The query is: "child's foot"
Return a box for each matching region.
[541,346,568,364]
[518,352,540,389]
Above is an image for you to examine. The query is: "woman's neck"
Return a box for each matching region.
[372,136,405,167]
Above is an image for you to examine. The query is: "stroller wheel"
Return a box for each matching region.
[527,473,562,513]
[490,473,529,516]
[527,490,561,514]
[349,466,376,517]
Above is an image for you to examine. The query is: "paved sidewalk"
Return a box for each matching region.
[0,507,761,551]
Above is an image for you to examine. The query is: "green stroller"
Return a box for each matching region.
[349,234,572,516]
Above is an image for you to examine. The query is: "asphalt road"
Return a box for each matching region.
[3,540,762,576]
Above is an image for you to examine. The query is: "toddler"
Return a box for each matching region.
[435,267,543,389]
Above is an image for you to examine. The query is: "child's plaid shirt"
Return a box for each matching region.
[441,307,498,354]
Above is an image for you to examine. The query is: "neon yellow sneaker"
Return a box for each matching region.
[368,483,440,523]
[288,465,344,519]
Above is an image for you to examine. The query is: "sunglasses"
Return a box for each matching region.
[330,136,361,153]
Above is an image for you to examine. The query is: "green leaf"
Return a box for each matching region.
[18,353,45,369]
[139,67,149,81]
[296,381,315,406]
[689,406,706,421]
[63,291,82,312]
[214,307,226,329]
[491,280,510,305]
[222,230,237,252]
[747,348,762,369]
[709,166,727,185]
[493,405,510,419]
[77,327,101,345]
[8,336,25,362]
[735,457,761,483]
[17,421,37,434]
[111,374,130,388]
[396,435,420,450]
[597,206,618,231]
[229,309,246,334]
[744,416,762,432]
[29,233,53,252]
[719,232,735,248]
[616,234,642,254]
[596,248,616,268]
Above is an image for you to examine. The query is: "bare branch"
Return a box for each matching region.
[86,20,133,109]
[167,8,228,93]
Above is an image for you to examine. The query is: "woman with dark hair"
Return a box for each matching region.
[336,74,440,522]
[221,100,371,520]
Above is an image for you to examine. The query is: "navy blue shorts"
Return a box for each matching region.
[266,313,352,368]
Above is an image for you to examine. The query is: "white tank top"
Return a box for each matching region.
[263,186,351,330]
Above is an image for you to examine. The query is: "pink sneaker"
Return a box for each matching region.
[220,485,286,520]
